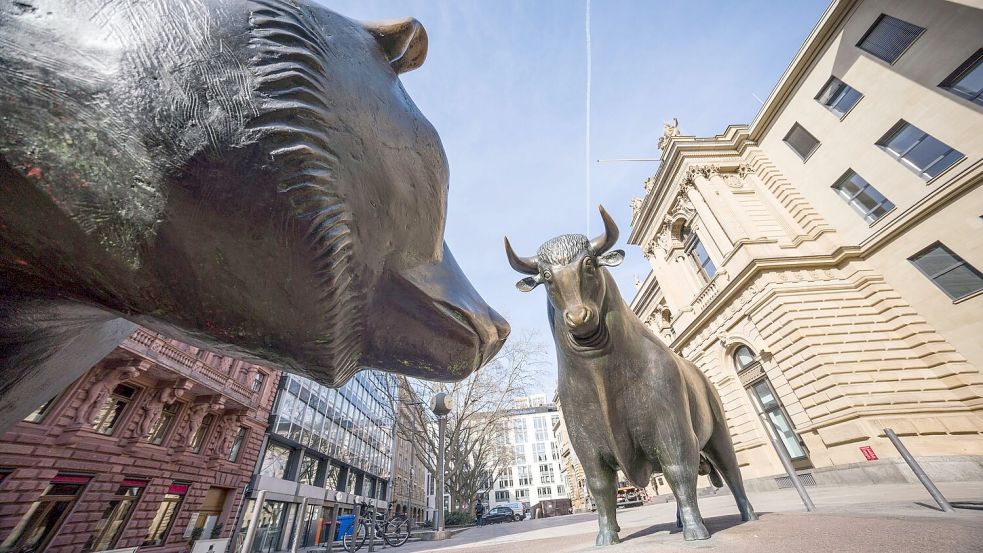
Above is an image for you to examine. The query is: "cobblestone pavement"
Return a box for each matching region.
[391,481,983,553]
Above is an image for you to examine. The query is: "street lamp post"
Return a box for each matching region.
[430,392,453,539]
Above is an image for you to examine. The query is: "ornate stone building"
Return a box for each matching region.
[0,328,277,553]
[630,0,983,488]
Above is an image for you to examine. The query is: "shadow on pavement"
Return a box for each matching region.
[621,512,762,542]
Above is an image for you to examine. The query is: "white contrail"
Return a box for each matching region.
[585,0,592,233]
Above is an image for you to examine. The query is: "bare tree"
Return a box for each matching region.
[385,332,547,517]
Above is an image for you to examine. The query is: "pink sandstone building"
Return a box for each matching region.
[0,327,278,553]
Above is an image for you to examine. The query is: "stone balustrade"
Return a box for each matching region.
[122,328,259,408]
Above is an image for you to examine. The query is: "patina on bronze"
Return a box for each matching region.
[505,206,756,544]
[0,0,509,430]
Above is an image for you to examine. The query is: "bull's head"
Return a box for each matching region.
[504,206,624,345]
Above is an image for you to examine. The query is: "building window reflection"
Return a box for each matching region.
[260,442,292,479]
[92,384,138,435]
[1,475,90,553]
[734,345,810,466]
[149,402,181,445]
[84,479,147,552]
[143,482,189,546]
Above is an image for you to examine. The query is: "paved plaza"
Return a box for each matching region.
[391,481,983,553]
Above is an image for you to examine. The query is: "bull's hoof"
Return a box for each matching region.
[742,510,759,522]
[683,522,710,541]
[595,529,621,546]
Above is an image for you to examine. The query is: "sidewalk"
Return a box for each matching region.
[393,480,983,553]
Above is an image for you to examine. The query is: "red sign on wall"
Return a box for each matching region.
[860,446,878,461]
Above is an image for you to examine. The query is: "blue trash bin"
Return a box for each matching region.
[335,514,356,540]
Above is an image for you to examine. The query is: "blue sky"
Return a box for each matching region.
[324,0,830,394]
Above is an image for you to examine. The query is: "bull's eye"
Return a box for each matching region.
[542,270,553,281]
[583,257,593,268]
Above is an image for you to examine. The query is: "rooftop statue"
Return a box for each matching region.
[505,206,756,544]
[0,0,509,429]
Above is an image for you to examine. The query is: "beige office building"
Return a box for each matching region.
[629,0,983,488]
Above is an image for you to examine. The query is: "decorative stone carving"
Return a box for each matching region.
[738,164,754,179]
[657,117,680,150]
[74,365,142,426]
[134,386,184,439]
[644,176,658,192]
[724,174,744,189]
[629,197,643,220]
[175,403,211,446]
[210,413,242,458]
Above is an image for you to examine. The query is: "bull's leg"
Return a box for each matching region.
[703,422,758,522]
[582,455,620,546]
[659,443,708,540]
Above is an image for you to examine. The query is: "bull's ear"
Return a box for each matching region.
[363,18,429,74]
[598,249,625,267]
[516,276,542,293]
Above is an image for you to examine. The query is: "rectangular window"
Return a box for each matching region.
[513,444,526,464]
[940,49,983,106]
[815,76,863,118]
[260,442,293,479]
[494,490,510,502]
[92,384,138,435]
[533,417,549,442]
[512,419,527,444]
[557,484,565,495]
[1,475,90,553]
[878,121,964,179]
[148,402,180,445]
[227,427,248,462]
[539,464,555,484]
[143,483,188,546]
[685,235,717,280]
[189,413,214,453]
[84,480,147,552]
[857,14,924,64]
[515,489,528,500]
[783,123,820,160]
[533,443,548,463]
[251,371,266,392]
[497,467,513,489]
[909,242,983,300]
[831,170,895,224]
[517,465,533,487]
[23,395,59,424]
[298,454,319,485]
[537,486,552,497]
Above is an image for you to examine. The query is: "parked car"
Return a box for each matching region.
[502,502,527,521]
[616,486,644,508]
[479,506,515,525]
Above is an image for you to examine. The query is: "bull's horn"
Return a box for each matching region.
[504,237,539,275]
[589,204,619,254]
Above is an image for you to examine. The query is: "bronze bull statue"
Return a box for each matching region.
[0,0,509,430]
[505,206,756,543]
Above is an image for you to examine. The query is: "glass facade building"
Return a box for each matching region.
[237,371,396,552]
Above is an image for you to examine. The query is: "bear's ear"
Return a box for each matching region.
[363,18,429,74]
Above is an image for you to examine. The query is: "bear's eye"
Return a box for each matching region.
[542,270,553,281]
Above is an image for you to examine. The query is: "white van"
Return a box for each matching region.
[501,502,526,521]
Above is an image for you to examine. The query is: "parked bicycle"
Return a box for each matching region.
[342,505,411,551]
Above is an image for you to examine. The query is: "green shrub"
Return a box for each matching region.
[443,511,472,527]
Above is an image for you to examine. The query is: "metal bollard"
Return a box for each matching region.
[755,411,816,512]
[367,501,376,552]
[884,428,954,512]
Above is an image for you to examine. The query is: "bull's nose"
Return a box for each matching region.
[564,306,593,329]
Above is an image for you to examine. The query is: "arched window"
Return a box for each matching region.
[735,346,809,464]
[734,345,755,371]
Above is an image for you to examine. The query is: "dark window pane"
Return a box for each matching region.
[924,149,963,178]
[883,123,923,155]
[935,265,983,299]
[783,123,819,159]
[941,49,983,104]
[834,87,863,115]
[905,134,951,171]
[858,14,923,63]
[912,246,959,276]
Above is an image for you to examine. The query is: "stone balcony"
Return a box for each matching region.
[120,327,260,409]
